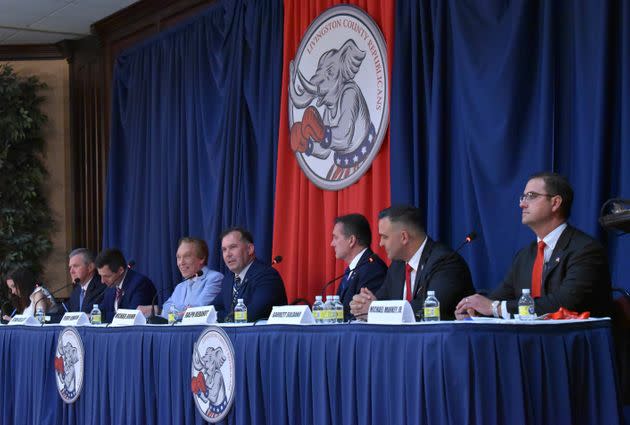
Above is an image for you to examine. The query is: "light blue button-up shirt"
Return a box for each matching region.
[160,266,223,318]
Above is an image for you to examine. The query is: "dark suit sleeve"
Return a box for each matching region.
[101,289,115,323]
[127,277,157,309]
[375,263,399,300]
[66,286,81,312]
[246,268,288,322]
[489,253,523,303]
[214,280,227,322]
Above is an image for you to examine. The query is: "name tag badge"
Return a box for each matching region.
[8,314,41,326]
[267,305,315,325]
[110,309,146,326]
[60,312,90,326]
[367,300,415,324]
[181,306,217,325]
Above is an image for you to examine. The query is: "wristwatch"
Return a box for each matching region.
[491,300,500,318]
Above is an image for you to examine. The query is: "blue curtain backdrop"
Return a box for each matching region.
[103,0,283,300]
[390,0,630,292]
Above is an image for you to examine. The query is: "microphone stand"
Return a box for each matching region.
[320,254,375,297]
[32,280,78,322]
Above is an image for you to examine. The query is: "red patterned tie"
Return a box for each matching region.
[531,241,546,298]
[405,263,413,302]
[115,287,123,304]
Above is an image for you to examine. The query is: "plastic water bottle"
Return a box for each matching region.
[35,307,45,324]
[333,295,344,323]
[313,295,324,324]
[168,305,178,324]
[90,304,102,325]
[234,299,248,323]
[324,295,335,323]
[423,291,440,322]
[518,289,535,320]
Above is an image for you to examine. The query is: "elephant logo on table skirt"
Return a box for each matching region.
[54,327,85,403]
[288,5,389,191]
[191,327,235,423]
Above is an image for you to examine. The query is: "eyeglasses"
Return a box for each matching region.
[519,192,555,203]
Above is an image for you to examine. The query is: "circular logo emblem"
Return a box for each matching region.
[288,5,389,190]
[54,327,84,403]
[191,327,235,422]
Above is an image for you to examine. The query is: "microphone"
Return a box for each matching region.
[412,231,477,300]
[146,269,204,324]
[127,260,136,269]
[32,280,79,321]
[320,253,376,297]
[272,255,283,265]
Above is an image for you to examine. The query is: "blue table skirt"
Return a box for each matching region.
[0,321,623,425]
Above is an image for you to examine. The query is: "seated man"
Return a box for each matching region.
[138,237,223,318]
[350,205,474,321]
[214,227,287,322]
[96,248,157,322]
[455,172,612,319]
[331,213,387,320]
[66,248,107,314]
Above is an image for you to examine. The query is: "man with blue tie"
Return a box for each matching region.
[213,227,287,322]
[66,248,107,314]
[330,214,387,320]
[96,248,157,323]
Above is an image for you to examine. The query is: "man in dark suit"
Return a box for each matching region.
[96,248,157,322]
[331,214,387,320]
[455,172,612,319]
[350,206,474,320]
[214,227,287,322]
[66,248,107,314]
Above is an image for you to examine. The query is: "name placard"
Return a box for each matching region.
[8,314,41,326]
[367,300,415,324]
[267,305,315,325]
[111,309,146,326]
[60,312,90,326]
[181,306,217,325]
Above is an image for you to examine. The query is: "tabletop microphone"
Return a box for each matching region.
[127,260,136,269]
[272,255,283,265]
[320,253,375,297]
[32,280,79,320]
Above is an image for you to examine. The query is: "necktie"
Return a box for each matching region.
[232,275,242,309]
[115,287,123,308]
[531,241,546,298]
[79,288,86,311]
[405,263,413,302]
[338,267,351,294]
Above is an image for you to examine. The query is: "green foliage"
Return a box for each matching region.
[0,64,54,281]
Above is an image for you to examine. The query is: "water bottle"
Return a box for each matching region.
[333,295,344,323]
[35,307,45,324]
[324,295,335,323]
[234,299,248,323]
[168,305,178,324]
[423,291,440,322]
[90,304,102,325]
[313,295,324,324]
[518,289,535,320]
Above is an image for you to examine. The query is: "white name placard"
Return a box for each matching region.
[111,309,146,326]
[267,305,315,325]
[60,312,90,326]
[181,306,217,325]
[8,314,41,326]
[367,300,415,324]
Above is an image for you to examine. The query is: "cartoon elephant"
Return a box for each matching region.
[289,39,376,179]
[194,346,227,407]
[60,342,79,394]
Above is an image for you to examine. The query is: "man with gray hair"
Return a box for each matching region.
[66,248,107,314]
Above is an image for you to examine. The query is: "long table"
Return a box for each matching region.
[0,320,623,425]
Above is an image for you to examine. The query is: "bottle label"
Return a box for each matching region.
[336,310,344,321]
[168,313,176,324]
[313,310,321,321]
[234,311,247,322]
[91,314,101,324]
[519,305,534,317]
[424,307,440,319]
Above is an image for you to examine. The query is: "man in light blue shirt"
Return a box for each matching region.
[139,237,222,318]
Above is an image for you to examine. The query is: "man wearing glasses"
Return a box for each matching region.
[455,172,612,319]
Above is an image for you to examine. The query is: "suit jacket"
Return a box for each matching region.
[490,225,612,317]
[336,248,387,320]
[67,274,107,314]
[101,268,157,322]
[376,238,474,320]
[214,258,287,322]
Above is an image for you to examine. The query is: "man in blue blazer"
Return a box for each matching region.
[66,248,107,314]
[350,206,474,321]
[95,248,157,323]
[331,214,387,320]
[214,227,287,322]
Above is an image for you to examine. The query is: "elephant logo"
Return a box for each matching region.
[289,5,389,190]
[191,327,235,422]
[54,327,84,403]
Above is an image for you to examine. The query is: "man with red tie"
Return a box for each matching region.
[455,172,612,319]
[350,206,474,321]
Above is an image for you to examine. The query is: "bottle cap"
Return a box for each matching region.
[427,290,435,296]
[522,289,530,294]
[237,298,244,303]
[93,304,98,308]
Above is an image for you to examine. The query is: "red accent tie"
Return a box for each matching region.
[531,241,546,298]
[405,263,413,302]
[115,287,123,304]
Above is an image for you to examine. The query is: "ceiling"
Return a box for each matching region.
[0,0,139,45]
